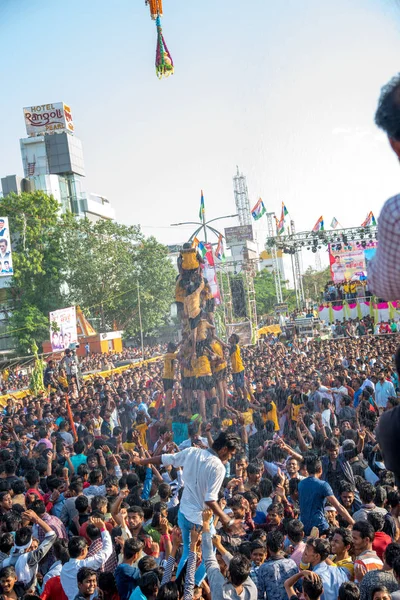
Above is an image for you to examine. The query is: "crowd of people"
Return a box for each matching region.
[322,282,371,304]
[0,323,397,600]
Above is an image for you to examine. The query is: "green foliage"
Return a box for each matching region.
[254,269,296,316]
[0,192,67,354]
[0,191,176,353]
[61,217,176,339]
[302,266,331,302]
[29,342,46,395]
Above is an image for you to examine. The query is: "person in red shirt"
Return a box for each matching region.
[368,512,392,561]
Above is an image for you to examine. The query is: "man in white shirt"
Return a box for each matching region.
[61,517,112,600]
[331,376,348,412]
[133,431,242,580]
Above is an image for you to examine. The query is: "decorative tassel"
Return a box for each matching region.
[155,15,174,78]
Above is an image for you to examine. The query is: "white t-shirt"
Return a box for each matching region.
[162,447,225,525]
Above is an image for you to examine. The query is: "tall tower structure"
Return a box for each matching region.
[233,166,252,226]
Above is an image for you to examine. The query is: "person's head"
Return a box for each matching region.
[304,455,322,478]
[123,538,144,563]
[267,502,284,526]
[105,475,119,497]
[77,568,97,598]
[259,478,272,499]
[302,538,330,567]
[340,482,355,509]
[331,527,353,558]
[227,554,251,588]
[247,463,262,485]
[303,574,324,600]
[0,491,12,512]
[352,521,375,555]
[266,530,284,555]
[371,587,391,600]
[384,543,400,570]
[367,511,385,533]
[75,495,89,514]
[375,74,400,159]
[286,519,304,544]
[212,432,242,464]
[286,457,300,477]
[359,482,376,505]
[69,536,88,559]
[324,438,339,461]
[138,571,159,599]
[250,540,266,566]
[127,506,144,532]
[338,582,361,600]
[0,567,17,594]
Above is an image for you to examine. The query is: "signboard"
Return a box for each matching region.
[203,243,221,305]
[23,103,74,137]
[0,217,13,277]
[49,306,78,351]
[225,225,254,246]
[274,303,288,313]
[329,241,377,283]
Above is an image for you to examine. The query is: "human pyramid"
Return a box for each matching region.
[167,242,245,421]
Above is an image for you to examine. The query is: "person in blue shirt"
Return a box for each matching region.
[300,538,350,600]
[65,440,87,472]
[298,455,354,536]
[352,377,363,409]
[114,538,143,600]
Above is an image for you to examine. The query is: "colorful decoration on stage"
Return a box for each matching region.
[145,0,174,78]
[312,216,324,232]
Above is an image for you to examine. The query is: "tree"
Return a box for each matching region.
[0,192,67,354]
[61,217,176,338]
[302,266,331,302]
[254,269,296,316]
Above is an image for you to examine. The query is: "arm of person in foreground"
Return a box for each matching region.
[201,510,227,591]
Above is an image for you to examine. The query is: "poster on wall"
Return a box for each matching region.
[329,241,377,283]
[0,217,13,277]
[49,306,78,351]
[203,243,221,305]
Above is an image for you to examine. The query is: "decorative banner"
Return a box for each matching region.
[23,102,74,137]
[0,217,13,277]
[328,240,377,283]
[49,306,78,351]
[203,243,221,305]
[318,300,400,323]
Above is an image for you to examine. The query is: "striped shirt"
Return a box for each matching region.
[355,550,383,583]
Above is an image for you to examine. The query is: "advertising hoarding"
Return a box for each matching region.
[329,241,377,283]
[0,217,13,277]
[224,225,254,246]
[49,306,78,351]
[203,243,221,305]
[23,103,74,137]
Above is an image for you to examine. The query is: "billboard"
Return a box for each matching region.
[0,217,13,277]
[203,243,221,305]
[23,103,74,137]
[225,225,254,246]
[329,241,377,283]
[49,306,78,351]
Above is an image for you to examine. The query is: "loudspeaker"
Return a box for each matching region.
[230,277,247,318]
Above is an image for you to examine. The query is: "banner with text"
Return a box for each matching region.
[329,240,377,283]
[203,243,221,305]
[49,306,78,351]
[0,218,13,277]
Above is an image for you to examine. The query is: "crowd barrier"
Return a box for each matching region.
[0,355,164,407]
[318,300,400,324]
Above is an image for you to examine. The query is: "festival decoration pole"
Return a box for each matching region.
[65,394,78,441]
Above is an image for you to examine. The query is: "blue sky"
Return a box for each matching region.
[1,0,400,270]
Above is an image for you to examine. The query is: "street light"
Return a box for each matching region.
[171,214,238,242]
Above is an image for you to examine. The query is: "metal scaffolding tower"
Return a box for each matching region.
[266,212,283,303]
[233,166,252,226]
[290,220,305,307]
[315,251,322,271]
[243,255,258,344]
